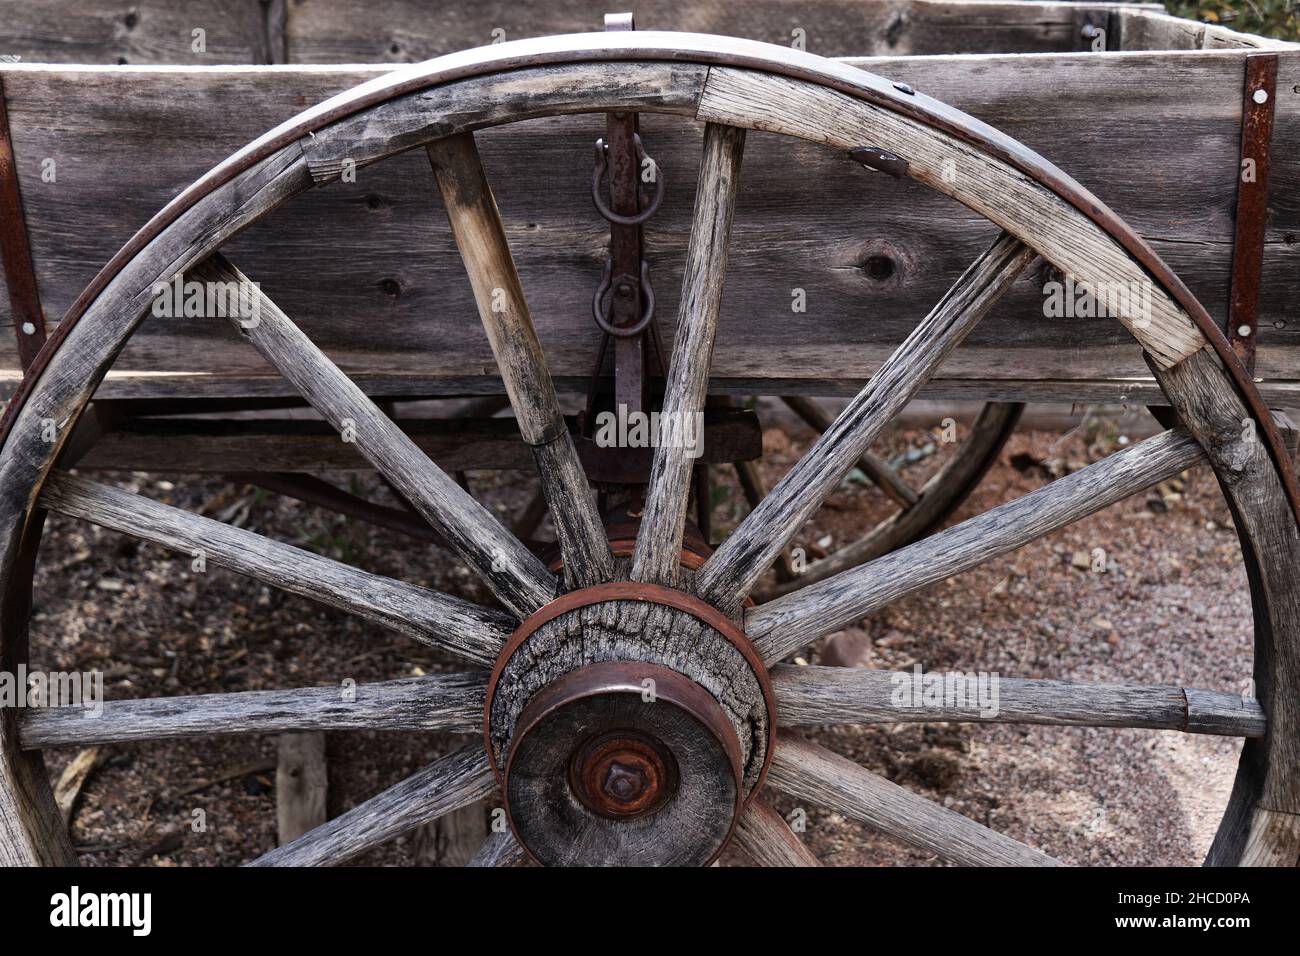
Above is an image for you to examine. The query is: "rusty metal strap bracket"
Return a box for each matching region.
[0,74,46,371]
[0,75,46,370]
[1227,53,1277,375]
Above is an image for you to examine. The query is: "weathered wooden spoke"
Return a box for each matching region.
[750,425,1207,663]
[39,472,511,666]
[248,743,494,867]
[769,734,1060,866]
[733,459,796,581]
[195,254,556,618]
[631,122,746,586]
[732,796,822,867]
[427,132,612,590]
[698,233,1036,612]
[773,665,1265,737]
[18,674,486,749]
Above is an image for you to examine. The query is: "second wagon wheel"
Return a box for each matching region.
[2,33,1299,867]
[732,396,1022,598]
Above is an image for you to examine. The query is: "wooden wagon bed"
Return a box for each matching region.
[0,1,1296,407]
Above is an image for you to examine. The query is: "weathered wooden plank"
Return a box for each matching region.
[1119,9,1296,51]
[732,796,822,867]
[0,0,271,65]
[199,254,557,617]
[697,67,1205,367]
[279,1,1163,63]
[38,472,513,666]
[247,743,495,866]
[276,731,328,844]
[699,233,1034,611]
[773,665,1266,736]
[15,371,1300,407]
[0,2,1163,65]
[18,673,486,748]
[633,123,745,586]
[0,1,1171,66]
[769,733,1060,865]
[749,426,1207,663]
[427,131,611,590]
[73,408,761,473]
[0,51,1296,400]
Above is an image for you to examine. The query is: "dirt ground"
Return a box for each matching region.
[27,403,1252,866]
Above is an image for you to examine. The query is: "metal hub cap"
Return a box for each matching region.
[569,728,679,819]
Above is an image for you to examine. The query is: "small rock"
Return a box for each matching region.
[819,628,874,668]
[1090,616,1114,631]
[1070,550,1091,570]
[95,578,125,592]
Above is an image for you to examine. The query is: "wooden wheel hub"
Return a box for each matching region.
[484,584,774,866]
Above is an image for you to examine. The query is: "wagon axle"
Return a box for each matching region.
[569,728,679,819]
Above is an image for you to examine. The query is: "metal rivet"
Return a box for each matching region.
[1237,324,1253,337]
[1253,88,1269,105]
[893,82,915,95]
[20,322,35,335]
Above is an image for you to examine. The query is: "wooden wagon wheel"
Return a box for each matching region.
[2,33,1298,867]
